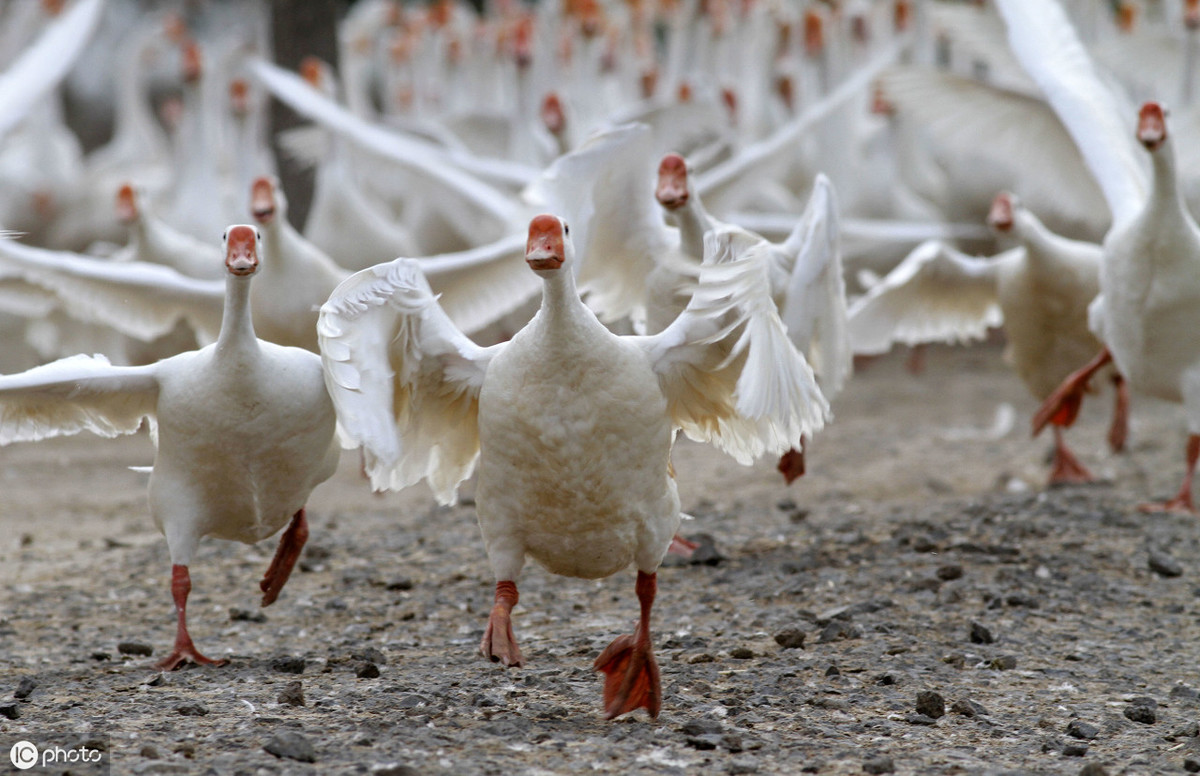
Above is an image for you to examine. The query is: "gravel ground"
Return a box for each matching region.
[2,342,1200,776]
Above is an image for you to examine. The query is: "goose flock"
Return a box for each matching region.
[0,0,1198,722]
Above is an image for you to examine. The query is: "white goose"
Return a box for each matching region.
[319,214,827,719]
[999,0,1200,511]
[847,192,1126,485]
[0,225,340,670]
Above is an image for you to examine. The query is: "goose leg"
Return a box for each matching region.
[1048,426,1093,485]
[777,436,807,485]
[1108,373,1130,453]
[594,570,661,720]
[480,580,523,667]
[260,509,309,607]
[155,565,228,671]
[1139,434,1200,514]
[1033,348,1113,436]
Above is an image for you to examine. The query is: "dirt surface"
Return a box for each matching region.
[2,342,1200,776]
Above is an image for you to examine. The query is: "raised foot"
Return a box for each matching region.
[260,510,309,607]
[154,646,229,672]
[667,534,698,557]
[594,633,661,720]
[777,447,806,485]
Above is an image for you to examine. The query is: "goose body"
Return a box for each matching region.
[0,225,339,669]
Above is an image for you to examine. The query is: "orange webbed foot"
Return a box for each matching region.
[154,646,228,672]
[594,633,661,720]
[480,581,523,667]
[777,447,806,485]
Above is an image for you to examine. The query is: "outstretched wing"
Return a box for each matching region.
[639,227,830,464]
[846,240,1005,355]
[776,174,851,399]
[0,354,158,445]
[318,259,501,503]
[0,238,225,344]
[995,0,1148,229]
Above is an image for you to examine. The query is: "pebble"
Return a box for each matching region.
[680,719,724,736]
[139,745,159,759]
[356,662,381,678]
[686,734,721,750]
[773,628,806,649]
[90,651,111,661]
[726,756,760,775]
[1077,764,1108,776]
[950,699,987,717]
[13,677,36,700]
[906,713,937,726]
[271,656,306,674]
[0,703,19,720]
[1123,697,1157,724]
[353,647,388,665]
[989,656,1018,670]
[1184,756,1200,773]
[385,578,414,591]
[915,691,945,719]
[176,703,209,716]
[264,731,317,763]
[863,755,895,774]
[1170,684,1199,702]
[1148,548,1183,578]
[229,608,268,623]
[969,621,995,644]
[817,621,860,643]
[373,766,422,776]
[278,681,305,707]
[1062,743,1088,757]
[1066,720,1099,740]
[937,564,963,581]
[117,642,154,657]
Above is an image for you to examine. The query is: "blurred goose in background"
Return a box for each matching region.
[0,225,339,670]
[318,214,828,718]
[998,0,1200,512]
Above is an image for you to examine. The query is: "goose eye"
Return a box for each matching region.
[256,230,262,241]
[222,230,227,241]
[564,223,570,236]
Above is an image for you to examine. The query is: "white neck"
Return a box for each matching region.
[217,273,259,353]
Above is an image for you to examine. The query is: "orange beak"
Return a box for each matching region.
[540,93,565,135]
[225,225,259,276]
[1137,102,1167,151]
[115,184,138,225]
[250,177,277,223]
[655,154,689,210]
[987,192,1014,232]
[526,215,565,271]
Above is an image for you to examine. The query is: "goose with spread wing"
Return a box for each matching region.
[319,214,828,719]
[0,225,339,670]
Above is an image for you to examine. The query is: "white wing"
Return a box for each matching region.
[0,238,225,344]
[0,0,105,139]
[729,212,991,245]
[249,58,521,229]
[776,175,851,399]
[640,227,830,464]
[417,232,539,336]
[531,122,675,324]
[318,259,501,503]
[846,240,1006,355]
[0,353,158,445]
[995,0,1148,228]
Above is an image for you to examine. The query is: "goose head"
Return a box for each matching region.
[115,184,140,226]
[1137,102,1167,152]
[250,176,283,225]
[181,39,203,85]
[525,214,570,273]
[541,93,565,136]
[1188,0,1200,29]
[655,153,691,211]
[987,192,1016,233]
[229,78,250,118]
[223,224,261,277]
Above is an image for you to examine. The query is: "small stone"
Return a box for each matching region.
[817,621,860,643]
[726,756,759,775]
[720,734,743,753]
[950,699,987,717]
[1170,684,1199,702]
[385,578,414,591]
[1066,719,1099,740]
[680,719,724,736]
[278,681,305,707]
[352,646,388,665]
[1063,743,1088,757]
[686,734,721,750]
[988,655,1018,670]
[373,766,422,776]
[863,755,895,774]
[174,742,196,758]
[90,651,111,661]
[936,564,963,581]
[264,731,316,763]
[824,665,840,677]
[117,642,154,657]
[1149,549,1184,578]
[176,703,208,716]
[139,745,159,759]
[356,662,381,679]
[1184,757,1200,773]
[271,656,306,674]
[876,674,896,686]
[969,622,994,644]
[0,703,19,720]
[906,713,937,726]
[1077,765,1108,776]
[230,608,268,623]
[1124,697,1157,724]
[13,677,36,700]
[774,628,806,649]
[687,653,716,664]
[915,690,945,719]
